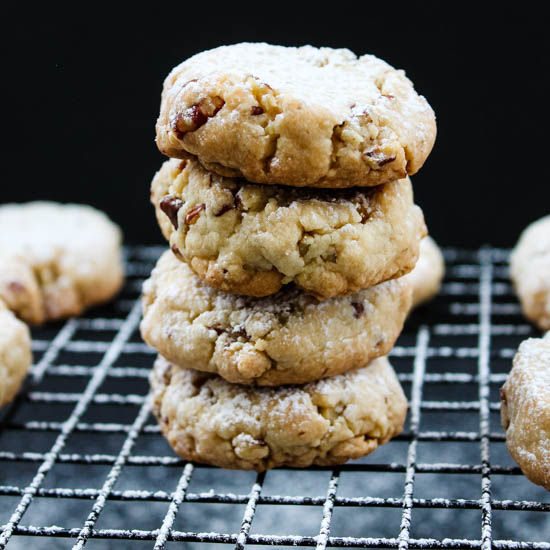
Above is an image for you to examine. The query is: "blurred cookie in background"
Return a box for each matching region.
[510,215,550,331]
[405,236,445,309]
[0,202,124,324]
[500,333,550,491]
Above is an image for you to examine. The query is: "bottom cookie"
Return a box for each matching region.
[0,299,32,407]
[501,333,550,491]
[151,355,407,471]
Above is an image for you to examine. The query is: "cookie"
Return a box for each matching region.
[140,251,412,386]
[406,236,445,308]
[0,202,124,325]
[151,157,426,299]
[510,215,550,331]
[156,43,436,189]
[0,299,32,407]
[500,333,550,491]
[151,354,407,471]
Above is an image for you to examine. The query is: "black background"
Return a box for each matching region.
[4,7,549,248]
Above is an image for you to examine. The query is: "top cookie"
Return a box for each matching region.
[156,43,436,188]
[510,215,550,331]
[0,202,124,325]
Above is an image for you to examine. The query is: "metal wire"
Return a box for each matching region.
[0,246,548,549]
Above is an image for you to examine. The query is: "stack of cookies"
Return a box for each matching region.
[140,43,436,471]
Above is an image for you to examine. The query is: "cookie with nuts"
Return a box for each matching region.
[500,333,550,491]
[140,250,412,386]
[510,215,550,331]
[151,157,426,299]
[0,299,32,407]
[156,43,436,188]
[150,354,408,471]
[0,202,124,324]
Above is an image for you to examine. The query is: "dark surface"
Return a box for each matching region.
[4,7,549,246]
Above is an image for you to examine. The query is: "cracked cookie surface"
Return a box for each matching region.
[0,202,124,324]
[151,157,426,299]
[405,236,445,309]
[156,43,436,189]
[500,333,550,491]
[0,299,32,407]
[510,215,550,331]
[150,354,407,471]
[140,251,412,386]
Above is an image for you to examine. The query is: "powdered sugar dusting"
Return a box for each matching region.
[151,355,406,470]
[140,250,410,386]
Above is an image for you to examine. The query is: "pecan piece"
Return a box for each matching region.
[365,149,397,167]
[7,281,25,293]
[185,203,205,225]
[230,326,248,340]
[215,203,233,217]
[171,244,183,258]
[162,365,173,385]
[181,78,198,88]
[353,194,374,223]
[377,155,397,167]
[160,196,184,230]
[171,96,225,138]
[351,301,364,319]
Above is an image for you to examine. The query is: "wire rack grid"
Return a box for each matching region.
[0,245,548,549]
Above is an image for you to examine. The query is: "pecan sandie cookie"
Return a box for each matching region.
[151,354,407,471]
[151,157,426,299]
[501,333,550,491]
[510,215,550,331]
[156,43,436,189]
[0,202,124,324]
[140,251,412,386]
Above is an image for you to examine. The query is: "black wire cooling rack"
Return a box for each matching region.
[0,246,549,549]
